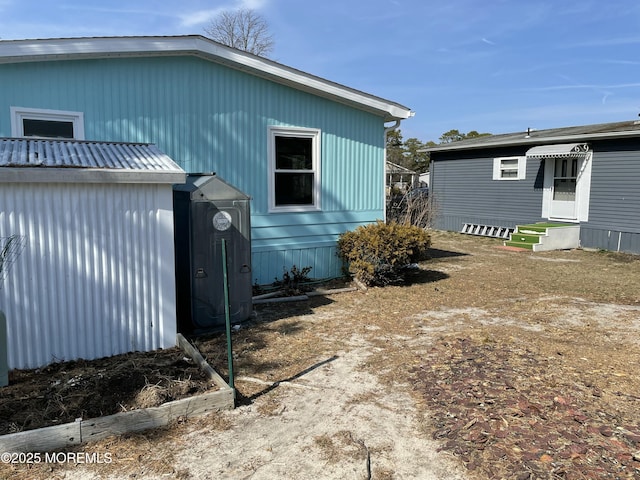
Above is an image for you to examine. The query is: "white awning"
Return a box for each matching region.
[526,143,590,158]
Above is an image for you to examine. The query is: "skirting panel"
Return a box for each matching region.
[580,227,640,254]
[251,243,344,285]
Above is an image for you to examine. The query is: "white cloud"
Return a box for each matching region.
[179,8,226,27]
[563,36,640,49]
[242,0,268,8]
[179,0,270,28]
[524,82,640,92]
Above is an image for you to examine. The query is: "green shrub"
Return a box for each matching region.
[337,221,431,286]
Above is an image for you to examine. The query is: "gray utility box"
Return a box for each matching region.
[173,174,252,333]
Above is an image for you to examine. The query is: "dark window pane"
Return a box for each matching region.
[23,119,74,139]
[275,172,314,205]
[275,136,312,170]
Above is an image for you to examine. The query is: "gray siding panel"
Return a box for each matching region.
[432,149,545,231]
[584,146,640,233]
[432,137,640,254]
[580,139,640,253]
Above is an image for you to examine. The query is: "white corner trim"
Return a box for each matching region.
[542,158,552,219]
[576,151,592,222]
[541,152,592,222]
[518,156,527,180]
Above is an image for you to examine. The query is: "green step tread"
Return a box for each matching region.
[516,222,574,233]
[510,233,540,243]
[504,241,534,250]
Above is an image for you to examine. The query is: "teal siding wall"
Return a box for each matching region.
[0,56,386,282]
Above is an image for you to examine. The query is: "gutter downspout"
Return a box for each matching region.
[384,119,402,136]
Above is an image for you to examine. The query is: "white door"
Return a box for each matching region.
[549,157,579,220]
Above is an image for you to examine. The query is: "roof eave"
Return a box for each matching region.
[425,128,640,153]
[0,167,187,184]
[0,36,413,121]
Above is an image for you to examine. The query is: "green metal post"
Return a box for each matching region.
[0,311,7,387]
[221,239,235,398]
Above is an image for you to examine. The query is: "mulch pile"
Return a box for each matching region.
[412,337,640,480]
[0,347,213,436]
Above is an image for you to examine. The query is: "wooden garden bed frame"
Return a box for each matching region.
[0,334,234,452]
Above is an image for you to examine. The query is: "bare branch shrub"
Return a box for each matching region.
[386,192,438,229]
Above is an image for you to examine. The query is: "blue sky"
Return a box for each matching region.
[2,0,640,143]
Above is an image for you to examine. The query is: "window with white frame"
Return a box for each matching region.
[269,126,321,211]
[10,107,85,140]
[493,156,526,180]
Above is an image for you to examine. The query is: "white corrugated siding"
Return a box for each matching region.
[0,182,177,369]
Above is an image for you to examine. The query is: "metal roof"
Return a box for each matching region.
[0,35,413,122]
[0,138,186,184]
[386,161,417,174]
[425,120,640,153]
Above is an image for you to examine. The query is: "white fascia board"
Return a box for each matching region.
[0,167,187,184]
[0,36,413,121]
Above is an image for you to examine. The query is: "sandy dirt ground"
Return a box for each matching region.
[3,230,640,480]
[50,331,468,479]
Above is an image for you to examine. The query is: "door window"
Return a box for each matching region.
[553,158,577,201]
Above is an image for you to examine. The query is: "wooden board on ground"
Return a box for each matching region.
[0,337,234,452]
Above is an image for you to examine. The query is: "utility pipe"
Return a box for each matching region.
[221,239,235,399]
[384,118,404,222]
[384,119,402,135]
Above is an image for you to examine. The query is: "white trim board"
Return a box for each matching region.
[541,151,592,222]
[10,106,85,140]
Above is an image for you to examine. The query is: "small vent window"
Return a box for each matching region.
[22,119,75,139]
[10,107,85,140]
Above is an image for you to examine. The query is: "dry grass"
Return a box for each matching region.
[3,230,640,479]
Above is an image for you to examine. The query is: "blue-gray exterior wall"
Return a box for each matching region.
[431,138,640,254]
[580,138,640,253]
[431,146,546,232]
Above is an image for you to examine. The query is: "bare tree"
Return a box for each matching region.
[204,8,274,57]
